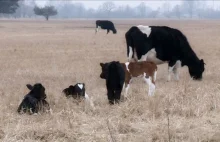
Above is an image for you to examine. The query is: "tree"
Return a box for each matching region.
[34,5,57,20]
[137,2,146,17]
[0,0,19,14]
[101,2,115,17]
[181,0,196,18]
[172,5,181,19]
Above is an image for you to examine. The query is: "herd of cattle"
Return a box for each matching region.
[17,20,205,114]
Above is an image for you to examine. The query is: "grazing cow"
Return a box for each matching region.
[100,61,125,104]
[125,25,205,81]
[17,83,50,114]
[95,20,117,34]
[100,61,157,104]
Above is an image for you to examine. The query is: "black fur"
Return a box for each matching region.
[100,61,125,105]
[62,83,86,99]
[96,20,117,34]
[125,26,205,80]
[17,83,50,114]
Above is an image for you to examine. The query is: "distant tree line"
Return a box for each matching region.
[1,0,220,19]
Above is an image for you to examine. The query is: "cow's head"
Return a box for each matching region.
[27,83,46,100]
[188,59,205,80]
[100,62,111,79]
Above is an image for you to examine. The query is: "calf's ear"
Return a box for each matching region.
[201,59,206,65]
[26,84,33,90]
[100,63,104,67]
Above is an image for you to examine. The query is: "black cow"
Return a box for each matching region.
[96,20,117,34]
[17,83,50,114]
[100,61,125,105]
[125,25,205,81]
[62,83,87,99]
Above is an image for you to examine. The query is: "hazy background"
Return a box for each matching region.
[1,0,220,19]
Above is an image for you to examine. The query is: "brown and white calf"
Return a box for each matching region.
[121,61,157,97]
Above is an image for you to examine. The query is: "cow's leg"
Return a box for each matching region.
[167,60,176,81]
[107,29,110,34]
[107,89,114,105]
[173,60,181,81]
[114,89,122,104]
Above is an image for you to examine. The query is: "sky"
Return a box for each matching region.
[35,1,219,10]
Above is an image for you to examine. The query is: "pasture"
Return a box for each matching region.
[0,19,219,142]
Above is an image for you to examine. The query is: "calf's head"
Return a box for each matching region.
[100,62,111,79]
[27,83,46,100]
[62,83,85,99]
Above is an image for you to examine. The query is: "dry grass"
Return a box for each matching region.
[0,19,220,142]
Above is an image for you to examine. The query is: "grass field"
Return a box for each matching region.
[0,19,220,142]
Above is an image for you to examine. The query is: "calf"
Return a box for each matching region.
[96,20,117,34]
[100,61,125,104]
[62,83,88,99]
[63,83,94,108]
[17,83,50,114]
[100,61,157,104]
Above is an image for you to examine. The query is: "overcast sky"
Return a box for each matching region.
[36,1,220,10]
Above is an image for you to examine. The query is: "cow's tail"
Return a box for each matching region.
[125,31,134,61]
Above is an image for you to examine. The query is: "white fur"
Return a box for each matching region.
[154,71,157,81]
[168,66,174,82]
[77,83,83,90]
[128,46,133,61]
[137,25,152,37]
[146,48,164,64]
[125,62,130,72]
[173,60,181,81]
[124,84,130,97]
[143,74,155,96]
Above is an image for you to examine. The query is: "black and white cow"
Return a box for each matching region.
[17,83,50,114]
[96,20,117,34]
[125,25,205,81]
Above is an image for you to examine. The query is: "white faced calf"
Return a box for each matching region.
[122,61,157,97]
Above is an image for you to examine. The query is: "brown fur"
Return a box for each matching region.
[121,61,157,96]
[122,61,157,84]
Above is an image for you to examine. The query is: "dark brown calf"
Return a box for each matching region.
[121,61,157,96]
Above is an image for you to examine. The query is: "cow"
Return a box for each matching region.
[100,61,157,104]
[95,20,117,34]
[17,83,50,114]
[62,83,94,108]
[125,25,205,81]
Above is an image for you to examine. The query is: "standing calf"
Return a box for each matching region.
[100,61,157,104]
[17,83,50,114]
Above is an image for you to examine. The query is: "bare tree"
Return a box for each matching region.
[172,5,181,19]
[161,2,171,18]
[182,0,196,18]
[101,1,115,17]
[137,2,146,17]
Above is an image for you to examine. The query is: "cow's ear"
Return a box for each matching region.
[26,84,33,90]
[201,59,205,65]
[100,63,104,67]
